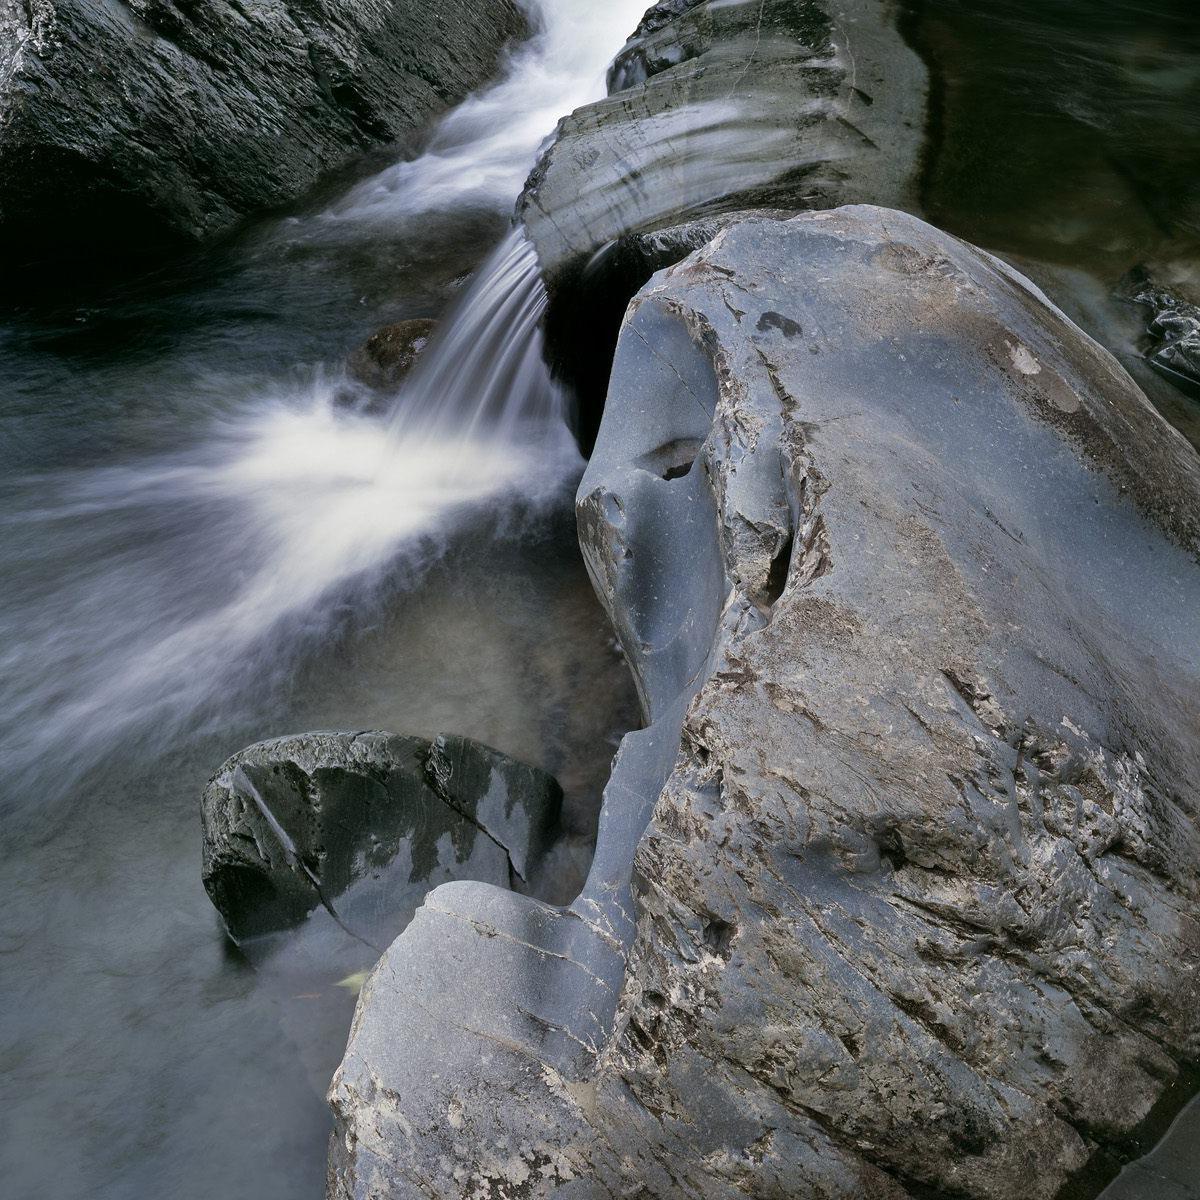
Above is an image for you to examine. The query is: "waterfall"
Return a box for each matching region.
[316,1,651,227]
[0,0,649,807]
[386,230,563,448]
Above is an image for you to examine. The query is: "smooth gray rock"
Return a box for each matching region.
[518,0,926,437]
[328,208,1200,1198]
[202,731,561,946]
[0,0,527,263]
[518,0,926,286]
[1099,1093,1200,1200]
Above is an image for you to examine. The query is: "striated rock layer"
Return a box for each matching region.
[519,0,925,280]
[515,0,926,436]
[328,207,1200,1199]
[0,0,527,264]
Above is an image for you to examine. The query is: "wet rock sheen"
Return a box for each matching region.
[202,731,561,944]
[0,0,527,263]
[1119,267,1200,397]
[347,319,438,392]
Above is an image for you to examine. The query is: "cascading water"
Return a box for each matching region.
[387,230,564,445]
[309,1,650,226]
[0,0,649,809]
[0,5,647,1197]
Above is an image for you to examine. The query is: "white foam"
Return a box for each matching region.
[1,0,644,793]
[316,0,649,225]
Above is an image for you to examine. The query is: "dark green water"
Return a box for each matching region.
[903,0,1200,448]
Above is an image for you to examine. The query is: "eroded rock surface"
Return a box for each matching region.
[202,731,561,946]
[517,0,926,434]
[0,0,526,265]
[328,207,1200,1199]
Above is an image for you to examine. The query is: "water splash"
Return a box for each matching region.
[0,384,576,802]
[0,0,648,810]
[313,0,652,228]
[297,0,656,466]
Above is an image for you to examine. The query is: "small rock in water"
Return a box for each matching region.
[1118,266,1200,395]
[346,319,437,391]
[201,730,561,946]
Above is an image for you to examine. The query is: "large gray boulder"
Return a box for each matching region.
[202,731,562,947]
[327,208,1200,1198]
[0,0,527,263]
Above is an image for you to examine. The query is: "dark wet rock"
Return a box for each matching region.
[201,731,561,945]
[346,319,437,391]
[1099,1091,1200,1200]
[328,208,1200,1199]
[1118,267,1200,397]
[606,0,706,90]
[547,208,799,449]
[0,0,527,268]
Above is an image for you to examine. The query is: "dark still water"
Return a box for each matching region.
[903,0,1200,447]
[0,4,648,1197]
[0,514,634,1200]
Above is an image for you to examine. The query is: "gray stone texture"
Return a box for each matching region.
[327,207,1200,1199]
[202,730,561,946]
[518,0,927,286]
[0,0,527,257]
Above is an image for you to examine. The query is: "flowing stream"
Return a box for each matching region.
[0,3,646,1197]
[0,1,647,817]
[2,1,1198,1197]
[386,229,565,444]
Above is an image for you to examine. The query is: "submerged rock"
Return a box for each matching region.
[0,0,527,267]
[328,208,1200,1198]
[1119,267,1200,396]
[346,319,437,392]
[201,731,561,945]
